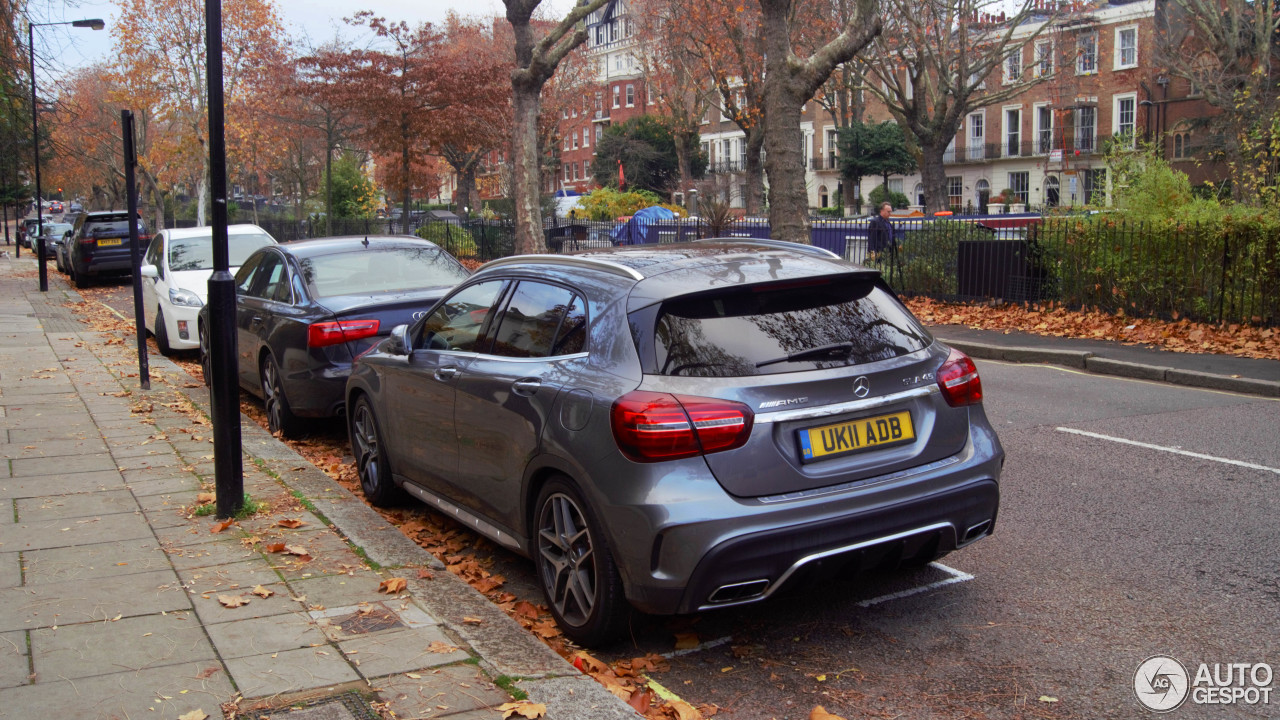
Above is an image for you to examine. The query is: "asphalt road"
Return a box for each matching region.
[85,278,1278,719]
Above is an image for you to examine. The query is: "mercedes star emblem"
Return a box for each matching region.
[853,376,870,398]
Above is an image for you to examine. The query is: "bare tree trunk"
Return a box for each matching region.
[919,142,948,214]
[138,167,166,231]
[324,144,334,237]
[758,0,879,242]
[457,162,478,212]
[744,129,765,214]
[511,82,544,253]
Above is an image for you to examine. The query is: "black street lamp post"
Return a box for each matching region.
[28,17,104,292]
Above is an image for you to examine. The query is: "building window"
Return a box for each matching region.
[1173,132,1191,159]
[625,84,635,107]
[1084,168,1107,205]
[1008,172,1029,204]
[596,126,603,142]
[564,164,571,182]
[563,135,570,151]
[1077,32,1097,74]
[583,161,589,179]
[1075,106,1096,152]
[583,128,590,148]
[595,92,602,111]
[1036,105,1054,154]
[571,163,578,181]
[947,176,963,209]
[572,133,578,150]
[1115,94,1136,144]
[647,85,654,104]
[819,185,829,208]
[1034,39,1053,78]
[969,113,985,160]
[612,86,620,108]
[1005,108,1021,157]
[1004,48,1022,83]
[562,108,568,119]
[888,178,904,195]
[1115,26,1138,69]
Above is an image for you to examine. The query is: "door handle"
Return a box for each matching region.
[512,378,541,396]
[434,366,460,382]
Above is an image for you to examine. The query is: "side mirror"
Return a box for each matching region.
[139,264,159,279]
[385,324,411,356]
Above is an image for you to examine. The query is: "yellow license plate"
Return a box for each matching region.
[96,238,123,246]
[798,410,915,462]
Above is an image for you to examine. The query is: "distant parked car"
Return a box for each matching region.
[200,235,471,437]
[140,224,277,355]
[65,211,149,288]
[36,222,74,262]
[345,239,1004,646]
[19,216,52,249]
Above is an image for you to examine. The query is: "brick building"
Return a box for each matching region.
[801,0,1220,213]
[556,0,652,196]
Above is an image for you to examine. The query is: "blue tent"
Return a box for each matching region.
[609,206,677,245]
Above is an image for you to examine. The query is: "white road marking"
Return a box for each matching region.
[1056,427,1280,475]
[856,562,974,608]
[661,634,733,659]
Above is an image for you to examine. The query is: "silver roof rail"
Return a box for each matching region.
[693,237,842,260]
[477,254,645,281]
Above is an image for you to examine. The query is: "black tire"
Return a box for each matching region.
[534,477,628,647]
[260,353,302,438]
[198,321,212,387]
[155,309,173,356]
[72,266,90,289]
[349,394,404,507]
[54,250,63,273]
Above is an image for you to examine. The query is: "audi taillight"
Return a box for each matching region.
[937,348,983,407]
[308,319,380,348]
[611,391,753,463]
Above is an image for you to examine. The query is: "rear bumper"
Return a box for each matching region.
[282,363,351,418]
[602,424,1003,616]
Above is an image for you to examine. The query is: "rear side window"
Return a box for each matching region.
[651,278,930,377]
[488,282,586,358]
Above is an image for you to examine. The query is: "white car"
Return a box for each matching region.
[140,224,277,354]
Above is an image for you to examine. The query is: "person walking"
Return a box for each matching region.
[866,202,901,286]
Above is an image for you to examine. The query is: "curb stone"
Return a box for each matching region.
[941,337,1280,397]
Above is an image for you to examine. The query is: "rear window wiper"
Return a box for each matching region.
[755,341,854,368]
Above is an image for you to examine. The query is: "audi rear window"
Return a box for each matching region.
[300,246,470,299]
[650,278,930,377]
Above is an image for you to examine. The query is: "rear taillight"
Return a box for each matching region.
[308,319,380,348]
[611,391,753,463]
[937,348,983,407]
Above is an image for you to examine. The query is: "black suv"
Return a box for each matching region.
[66,211,149,288]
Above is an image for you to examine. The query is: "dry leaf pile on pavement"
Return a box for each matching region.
[903,297,1280,359]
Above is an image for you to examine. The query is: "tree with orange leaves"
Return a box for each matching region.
[335,13,500,231]
[651,0,769,213]
[113,0,284,226]
[431,16,512,214]
[45,65,126,209]
[631,0,716,203]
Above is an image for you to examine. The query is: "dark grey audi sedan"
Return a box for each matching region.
[346,240,1003,646]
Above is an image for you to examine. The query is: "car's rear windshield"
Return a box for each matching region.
[299,246,470,299]
[86,215,146,237]
[169,233,274,271]
[651,277,931,377]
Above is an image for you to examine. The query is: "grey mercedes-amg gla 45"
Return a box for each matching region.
[346,240,1003,646]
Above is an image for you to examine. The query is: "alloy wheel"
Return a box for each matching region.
[537,493,597,627]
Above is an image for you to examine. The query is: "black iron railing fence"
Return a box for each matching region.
[237,213,1276,327]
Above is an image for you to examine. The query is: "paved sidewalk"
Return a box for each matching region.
[0,253,638,719]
